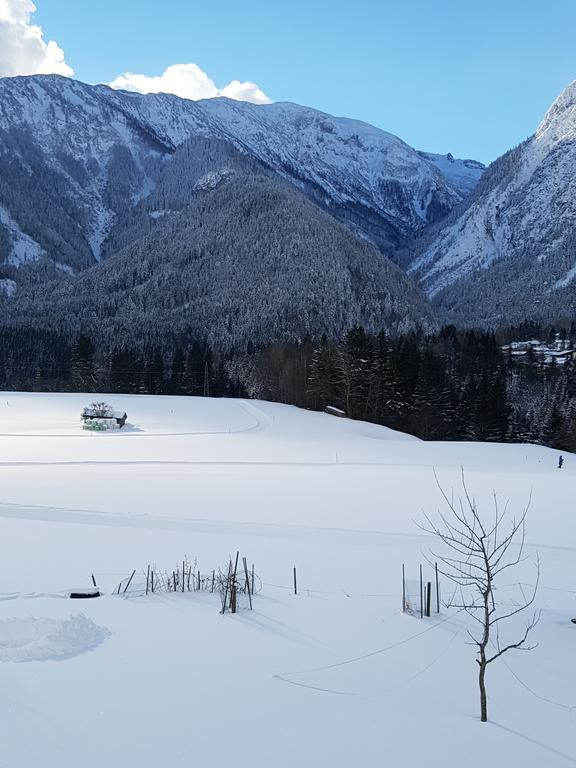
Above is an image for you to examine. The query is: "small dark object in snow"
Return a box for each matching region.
[558,455,564,469]
[70,588,101,599]
[324,405,347,418]
[571,618,576,624]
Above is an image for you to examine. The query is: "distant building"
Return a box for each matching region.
[81,406,127,428]
[501,333,575,366]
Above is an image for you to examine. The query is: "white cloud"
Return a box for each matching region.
[109,63,271,105]
[0,0,73,77]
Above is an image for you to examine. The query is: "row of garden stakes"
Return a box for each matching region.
[115,554,257,614]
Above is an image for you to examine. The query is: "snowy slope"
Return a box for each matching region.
[418,151,485,197]
[0,206,45,266]
[0,74,480,278]
[0,393,573,768]
[406,80,576,325]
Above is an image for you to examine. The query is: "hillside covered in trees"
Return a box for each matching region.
[1,138,435,347]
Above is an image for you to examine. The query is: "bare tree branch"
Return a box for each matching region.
[421,469,540,723]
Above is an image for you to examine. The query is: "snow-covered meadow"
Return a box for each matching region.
[0,393,574,767]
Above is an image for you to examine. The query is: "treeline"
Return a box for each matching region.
[0,323,575,451]
[0,328,238,399]
[495,319,576,345]
[229,326,575,450]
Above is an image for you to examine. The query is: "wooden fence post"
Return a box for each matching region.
[435,562,440,613]
[221,560,232,613]
[123,569,136,595]
[243,557,253,610]
[402,564,406,612]
[419,564,423,619]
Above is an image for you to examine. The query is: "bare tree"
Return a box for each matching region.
[420,470,540,722]
[87,401,114,418]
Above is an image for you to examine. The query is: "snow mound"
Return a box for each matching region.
[0,613,110,663]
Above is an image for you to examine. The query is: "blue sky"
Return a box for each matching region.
[25,1,576,162]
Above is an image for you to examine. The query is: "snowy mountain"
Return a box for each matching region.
[0,74,479,290]
[4,137,436,346]
[405,80,576,326]
[417,152,485,197]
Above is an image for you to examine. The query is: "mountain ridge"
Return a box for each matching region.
[0,74,482,286]
[2,136,437,348]
[403,79,576,326]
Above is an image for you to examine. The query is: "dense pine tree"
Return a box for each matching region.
[0,321,574,451]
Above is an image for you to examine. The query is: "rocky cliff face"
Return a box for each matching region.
[405,81,576,326]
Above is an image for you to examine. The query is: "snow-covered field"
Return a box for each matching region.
[0,393,574,767]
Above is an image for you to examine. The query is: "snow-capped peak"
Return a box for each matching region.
[535,79,576,150]
[0,74,482,278]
